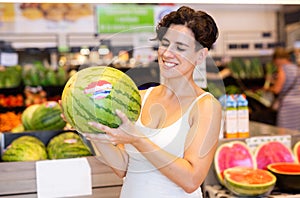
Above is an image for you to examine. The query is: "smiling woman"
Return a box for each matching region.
[83,6,221,198]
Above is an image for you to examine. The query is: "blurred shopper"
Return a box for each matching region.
[268,47,300,130]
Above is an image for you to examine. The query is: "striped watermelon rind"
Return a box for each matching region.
[61,66,141,134]
[214,141,256,185]
[30,101,66,131]
[47,132,92,159]
[21,104,40,130]
[254,141,295,170]
[224,167,276,196]
[2,136,47,162]
[293,141,300,163]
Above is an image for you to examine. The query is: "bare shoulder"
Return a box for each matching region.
[192,93,222,118]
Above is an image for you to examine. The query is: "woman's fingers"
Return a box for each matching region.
[115,109,129,124]
[83,133,112,143]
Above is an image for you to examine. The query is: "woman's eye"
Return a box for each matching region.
[177,46,186,52]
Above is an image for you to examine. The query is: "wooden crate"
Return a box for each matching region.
[0,156,123,197]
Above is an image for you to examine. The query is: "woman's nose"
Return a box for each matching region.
[163,46,175,58]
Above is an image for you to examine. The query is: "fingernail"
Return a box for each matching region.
[116,109,121,114]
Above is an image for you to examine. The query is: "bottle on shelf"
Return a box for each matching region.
[225,94,238,138]
[237,94,250,138]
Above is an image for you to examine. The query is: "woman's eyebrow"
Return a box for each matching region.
[176,41,189,47]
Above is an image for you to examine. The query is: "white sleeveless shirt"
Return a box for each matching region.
[120,88,211,198]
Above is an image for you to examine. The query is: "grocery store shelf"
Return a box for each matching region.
[0,156,123,197]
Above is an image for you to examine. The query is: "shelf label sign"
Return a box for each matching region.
[0,52,18,66]
[96,5,155,33]
[36,158,92,198]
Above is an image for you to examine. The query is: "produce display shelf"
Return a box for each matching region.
[203,122,300,198]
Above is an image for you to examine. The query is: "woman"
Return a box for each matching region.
[268,47,300,130]
[85,6,222,198]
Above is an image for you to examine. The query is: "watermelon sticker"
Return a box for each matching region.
[84,80,112,99]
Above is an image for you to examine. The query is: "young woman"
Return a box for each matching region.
[85,6,222,198]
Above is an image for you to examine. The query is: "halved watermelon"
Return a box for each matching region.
[224,167,276,196]
[255,141,295,170]
[214,141,256,185]
[293,141,300,163]
[267,162,300,192]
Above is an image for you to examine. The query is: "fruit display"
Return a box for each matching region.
[1,132,92,162]
[214,141,256,185]
[224,167,276,196]
[0,65,22,88]
[2,136,47,162]
[61,66,141,134]
[22,61,67,87]
[21,101,66,131]
[0,112,22,132]
[47,132,92,159]
[254,141,295,170]
[267,162,300,192]
[24,86,47,106]
[227,57,264,79]
[0,94,24,107]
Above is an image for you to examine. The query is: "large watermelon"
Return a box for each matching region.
[2,136,47,162]
[255,141,295,170]
[224,167,276,196]
[214,141,256,185]
[47,132,92,159]
[26,101,66,131]
[61,66,141,133]
[293,141,300,163]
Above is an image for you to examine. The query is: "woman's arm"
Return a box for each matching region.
[86,139,128,178]
[270,66,285,95]
[89,94,222,193]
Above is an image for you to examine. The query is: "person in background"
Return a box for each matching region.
[84,6,221,198]
[268,47,300,130]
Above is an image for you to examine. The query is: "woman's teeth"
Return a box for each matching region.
[164,62,176,67]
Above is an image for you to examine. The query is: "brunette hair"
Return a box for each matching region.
[272,47,290,60]
[155,6,218,51]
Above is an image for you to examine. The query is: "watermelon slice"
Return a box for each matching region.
[214,141,256,185]
[293,141,300,163]
[224,167,276,196]
[255,141,295,170]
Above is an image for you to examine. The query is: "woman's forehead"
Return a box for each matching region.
[163,25,195,44]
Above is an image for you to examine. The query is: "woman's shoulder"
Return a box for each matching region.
[194,92,222,112]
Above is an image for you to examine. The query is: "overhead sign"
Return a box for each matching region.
[96,5,176,34]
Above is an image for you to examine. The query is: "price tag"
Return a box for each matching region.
[36,158,92,198]
[0,52,18,66]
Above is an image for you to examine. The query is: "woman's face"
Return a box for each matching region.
[157,24,202,79]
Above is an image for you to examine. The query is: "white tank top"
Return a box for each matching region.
[121,88,211,198]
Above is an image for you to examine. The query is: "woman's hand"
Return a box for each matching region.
[85,109,143,145]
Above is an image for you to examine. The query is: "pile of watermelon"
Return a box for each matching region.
[1,132,92,162]
[214,139,300,196]
[2,136,47,162]
[21,101,66,131]
[47,132,92,159]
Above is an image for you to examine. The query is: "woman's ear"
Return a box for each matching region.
[196,48,208,65]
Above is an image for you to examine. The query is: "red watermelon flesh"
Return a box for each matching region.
[255,141,295,170]
[214,141,256,184]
